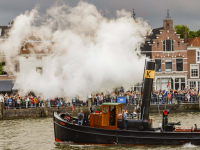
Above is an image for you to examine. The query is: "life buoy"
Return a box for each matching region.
[63,116,70,122]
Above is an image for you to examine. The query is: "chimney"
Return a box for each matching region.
[141,61,155,122]
[184,27,187,43]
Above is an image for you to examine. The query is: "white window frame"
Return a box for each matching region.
[163,39,174,51]
[176,58,183,71]
[190,64,199,78]
[189,81,196,89]
[165,59,172,72]
[196,50,200,63]
[36,67,43,74]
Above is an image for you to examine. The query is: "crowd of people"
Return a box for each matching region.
[0,86,199,110]
[88,89,141,106]
[151,87,199,104]
[0,92,64,110]
[90,86,200,106]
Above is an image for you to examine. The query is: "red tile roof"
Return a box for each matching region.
[187,37,200,47]
[20,41,53,54]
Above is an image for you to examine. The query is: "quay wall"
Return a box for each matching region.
[0,103,199,120]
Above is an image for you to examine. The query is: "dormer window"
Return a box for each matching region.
[163,39,174,51]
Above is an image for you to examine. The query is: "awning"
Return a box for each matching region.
[0,80,14,92]
[12,82,19,91]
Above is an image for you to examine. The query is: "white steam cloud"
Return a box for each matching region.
[0,2,150,99]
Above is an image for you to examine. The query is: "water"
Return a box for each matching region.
[1,112,200,150]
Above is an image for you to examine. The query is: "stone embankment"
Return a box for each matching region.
[0,102,199,120]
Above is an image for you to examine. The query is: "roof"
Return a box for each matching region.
[187,37,200,47]
[20,41,53,54]
[0,80,14,92]
[141,27,163,58]
[101,103,123,106]
[148,27,164,44]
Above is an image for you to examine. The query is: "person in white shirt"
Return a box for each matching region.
[0,93,4,103]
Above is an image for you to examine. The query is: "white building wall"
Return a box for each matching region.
[19,55,51,73]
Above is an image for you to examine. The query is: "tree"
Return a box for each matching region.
[175,24,200,39]
[0,62,3,75]
[188,31,198,38]
[197,29,200,37]
[174,25,190,39]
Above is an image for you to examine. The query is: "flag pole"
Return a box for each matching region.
[165,78,170,110]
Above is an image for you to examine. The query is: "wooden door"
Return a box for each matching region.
[102,106,109,126]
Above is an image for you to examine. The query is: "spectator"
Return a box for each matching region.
[122,109,127,130]
[77,110,84,125]
[167,93,172,104]
[16,96,21,109]
[8,97,12,109]
[25,96,29,108]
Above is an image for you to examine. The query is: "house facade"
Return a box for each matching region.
[142,17,188,90]
[187,37,200,90]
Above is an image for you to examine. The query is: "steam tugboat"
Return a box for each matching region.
[53,61,200,145]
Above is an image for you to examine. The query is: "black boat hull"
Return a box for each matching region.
[54,112,200,146]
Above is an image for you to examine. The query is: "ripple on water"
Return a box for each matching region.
[1,113,200,150]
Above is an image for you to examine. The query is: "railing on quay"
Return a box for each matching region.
[3,100,69,110]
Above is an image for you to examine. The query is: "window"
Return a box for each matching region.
[165,59,172,72]
[175,78,185,90]
[0,62,7,75]
[196,51,200,62]
[155,59,161,72]
[36,67,43,74]
[163,40,174,51]
[198,81,200,90]
[190,64,199,78]
[176,59,183,71]
[103,107,108,113]
[189,81,196,89]
[118,106,122,113]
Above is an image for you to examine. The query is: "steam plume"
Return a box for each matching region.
[0,2,150,99]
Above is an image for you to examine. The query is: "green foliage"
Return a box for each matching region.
[197,29,200,37]
[174,25,190,39]
[175,24,200,39]
[188,31,198,38]
[0,62,3,75]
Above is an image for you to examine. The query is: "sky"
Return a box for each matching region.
[0,0,200,31]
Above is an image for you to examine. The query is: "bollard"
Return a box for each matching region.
[44,101,48,117]
[88,98,92,111]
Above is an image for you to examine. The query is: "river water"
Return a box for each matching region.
[0,112,200,150]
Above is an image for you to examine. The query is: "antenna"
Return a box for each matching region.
[165,9,171,19]
[132,9,136,20]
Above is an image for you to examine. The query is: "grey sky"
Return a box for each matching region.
[0,0,200,30]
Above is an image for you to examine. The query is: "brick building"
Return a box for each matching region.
[187,37,200,90]
[141,15,188,90]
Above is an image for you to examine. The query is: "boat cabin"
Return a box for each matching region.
[89,103,124,130]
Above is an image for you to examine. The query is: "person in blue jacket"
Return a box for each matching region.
[8,97,12,109]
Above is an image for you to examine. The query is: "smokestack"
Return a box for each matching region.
[141,61,155,121]
[184,27,187,43]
